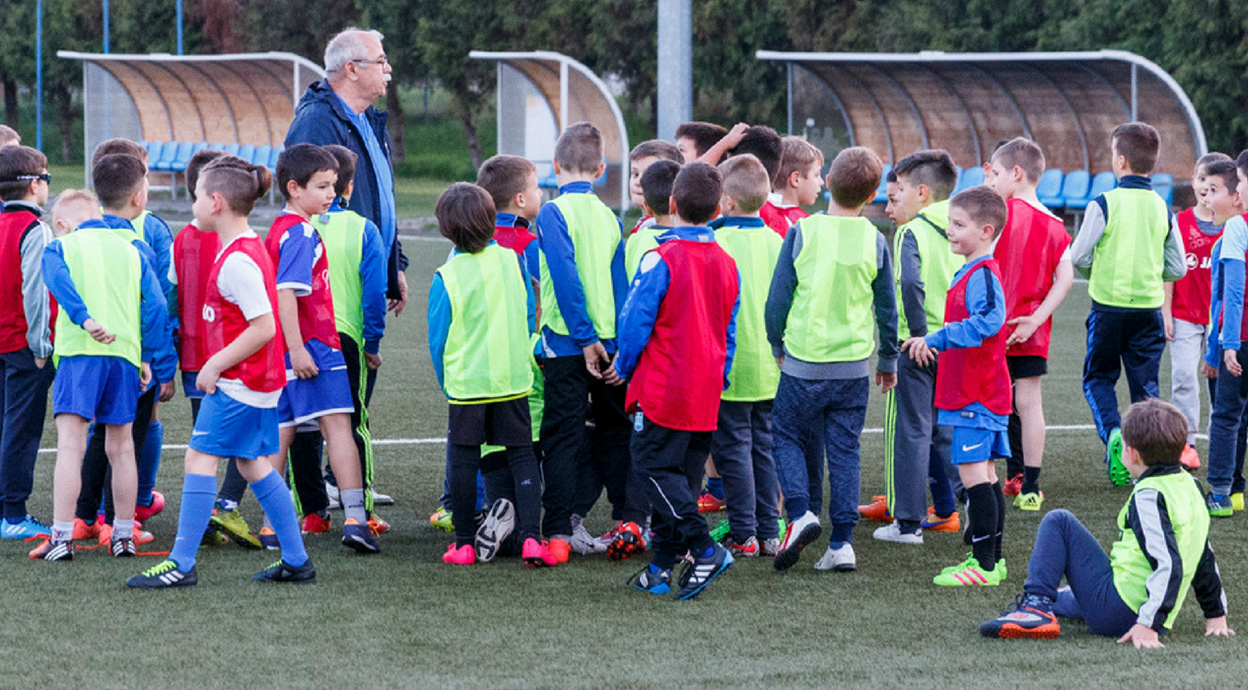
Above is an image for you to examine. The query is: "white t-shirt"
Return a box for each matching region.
[213,231,281,408]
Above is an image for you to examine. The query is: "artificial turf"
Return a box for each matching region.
[5,234,1246,689]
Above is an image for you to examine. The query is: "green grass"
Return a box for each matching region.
[5,240,1248,689]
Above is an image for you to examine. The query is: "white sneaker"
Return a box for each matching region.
[773,511,821,571]
[370,489,395,506]
[873,521,923,544]
[814,543,857,572]
[325,482,341,510]
[569,515,605,555]
[761,537,781,557]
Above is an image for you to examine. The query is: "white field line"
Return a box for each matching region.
[39,424,1200,454]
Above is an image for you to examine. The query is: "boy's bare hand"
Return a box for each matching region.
[601,362,624,387]
[902,337,937,366]
[140,362,152,391]
[34,357,46,369]
[583,342,609,379]
[290,346,319,379]
[876,370,896,393]
[1203,362,1219,379]
[196,365,221,395]
[1006,314,1041,346]
[365,352,383,370]
[1225,349,1242,377]
[83,318,115,344]
[1118,623,1164,649]
[1163,312,1175,341]
[1205,616,1235,638]
[159,380,175,402]
[388,271,409,316]
[723,123,750,148]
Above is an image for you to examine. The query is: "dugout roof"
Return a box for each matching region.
[469,50,630,213]
[58,51,324,173]
[756,50,1205,178]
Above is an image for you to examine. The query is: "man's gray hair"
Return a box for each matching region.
[324,28,385,74]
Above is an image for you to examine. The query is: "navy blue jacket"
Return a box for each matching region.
[286,79,409,299]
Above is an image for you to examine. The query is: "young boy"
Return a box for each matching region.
[625,160,681,280]
[628,140,684,235]
[1204,155,1248,515]
[1166,152,1233,468]
[606,161,740,599]
[904,185,1011,586]
[981,399,1231,644]
[293,145,388,535]
[50,189,102,238]
[0,146,55,540]
[766,147,897,573]
[69,154,178,546]
[675,122,728,163]
[860,150,961,543]
[127,155,315,587]
[763,136,823,238]
[535,122,629,562]
[709,153,783,557]
[988,138,1074,510]
[428,182,552,567]
[729,127,786,237]
[261,143,377,554]
[33,154,169,561]
[1071,122,1187,486]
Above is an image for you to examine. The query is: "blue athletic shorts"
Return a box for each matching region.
[53,356,141,425]
[277,339,354,427]
[182,370,205,399]
[189,389,280,460]
[950,425,1011,465]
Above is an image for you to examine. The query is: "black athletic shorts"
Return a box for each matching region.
[1007,355,1048,380]
[447,396,531,447]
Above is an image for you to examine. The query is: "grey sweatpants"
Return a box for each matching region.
[883,354,957,525]
[1169,318,1208,447]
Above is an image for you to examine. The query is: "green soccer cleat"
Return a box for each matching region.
[209,508,262,549]
[1014,492,1045,512]
[933,555,1003,587]
[709,519,730,542]
[1207,493,1234,518]
[1106,428,1130,487]
[429,507,454,532]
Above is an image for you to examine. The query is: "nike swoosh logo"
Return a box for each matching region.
[961,443,984,452]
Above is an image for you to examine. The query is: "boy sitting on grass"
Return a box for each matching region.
[981,399,1232,646]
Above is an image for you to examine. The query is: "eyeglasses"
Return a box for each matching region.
[352,56,389,68]
[13,173,50,183]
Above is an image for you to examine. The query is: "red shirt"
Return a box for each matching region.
[993,199,1071,358]
[173,222,221,371]
[1171,207,1221,325]
[204,235,286,393]
[264,213,341,349]
[759,200,807,238]
[935,258,1013,416]
[630,215,654,235]
[625,239,739,431]
[0,207,39,354]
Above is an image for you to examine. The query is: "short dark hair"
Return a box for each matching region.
[436,182,496,254]
[0,145,48,201]
[886,169,898,184]
[630,139,684,164]
[1206,160,1239,196]
[950,186,1008,239]
[1236,150,1248,178]
[93,154,147,209]
[718,154,770,214]
[276,144,338,201]
[186,149,227,202]
[894,149,958,200]
[640,160,681,216]
[476,154,537,212]
[827,147,883,209]
[1196,152,1232,175]
[671,162,723,225]
[322,145,357,198]
[1121,399,1187,466]
[1111,122,1161,174]
[730,126,783,183]
[91,138,148,169]
[198,155,273,216]
[991,137,1046,184]
[554,122,603,175]
[674,122,728,158]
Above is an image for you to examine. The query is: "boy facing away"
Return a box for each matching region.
[625,160,681,280]
[987,138,1074,510]
[981,400,1231,646]
[904,185,1013,587]
[607,161,740,600]
[1071,122,1186,486]
[766,146,897,573]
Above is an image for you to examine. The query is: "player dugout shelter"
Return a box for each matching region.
[756,50,1206,209]
[58,51,325,191]
[470,50,630,214]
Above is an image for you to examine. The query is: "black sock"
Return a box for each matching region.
[966,483,997,571]
[992,480,1005,564]
[1021,466,1041,495]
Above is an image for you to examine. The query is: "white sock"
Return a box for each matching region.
[341,488,366,524]
[112,518,134,539]
[51,521,73,542]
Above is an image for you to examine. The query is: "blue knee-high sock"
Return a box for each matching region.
[137,420,164,505]
[251,470,308,567]
[169,473,219,571]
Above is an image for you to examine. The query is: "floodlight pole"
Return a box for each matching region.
[176,0,184,54]
[35,0,43,150]
[103,0,110,53]
[656,0,692,141]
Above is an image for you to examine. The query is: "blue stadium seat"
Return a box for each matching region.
[252,145,272,167]
[1059,170,1090,209]
[151,141,181,171]
[1036,169,1065,208]
[208,142,226,151]
[145,141,163,163]
[1153,173,1175,206]
[268,146,283,170]
[873,163,893,203]
[1066,171,1116,210]
[956,165,984,193]
[223,143,240,156]
[237,144,256,165]
[170,142,197,172]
